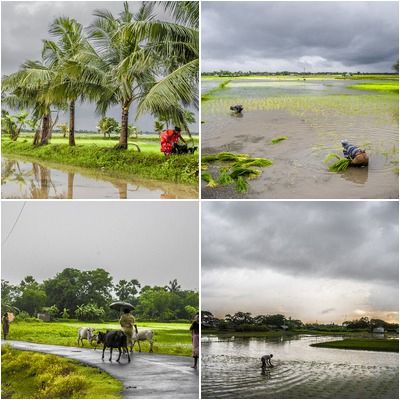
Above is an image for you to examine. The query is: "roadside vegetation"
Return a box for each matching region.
[310,338,399,353]
[1,345,123,399]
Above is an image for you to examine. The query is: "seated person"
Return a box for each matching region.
[341,139,368,165]
[160,126,186,156]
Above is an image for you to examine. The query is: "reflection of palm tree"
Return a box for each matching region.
[67,172,75,199]
[115,182,128,199]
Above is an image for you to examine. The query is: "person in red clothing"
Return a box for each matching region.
[160,126,186,156]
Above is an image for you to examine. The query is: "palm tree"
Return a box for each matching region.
[43,17,92,146]
[167,279,181,293]
[86,2,157,150]
[135,1,199,130]
[2,58,63,145]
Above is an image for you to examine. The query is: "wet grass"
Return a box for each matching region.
[3,320,193,356]
[2,139,198,185]
[310,338,399,352]
[1,345,123,398]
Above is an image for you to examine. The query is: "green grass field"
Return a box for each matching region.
[3,320,193,356]
[201,74,398,81]
[1,345,123,399]
[310,338,399,352]
[2,138,198,185]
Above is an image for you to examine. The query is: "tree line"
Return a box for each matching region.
[2,1,198,148]
[202,311,398,332]
[1,268,198,322]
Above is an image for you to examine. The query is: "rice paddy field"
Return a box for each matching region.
[201,77,399,198]
[201,334,399,398]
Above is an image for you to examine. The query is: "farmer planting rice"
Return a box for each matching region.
[261,354,274,368]
[341,140,369,166]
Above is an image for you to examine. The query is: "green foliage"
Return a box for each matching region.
[1,110,29,141]
[1,346,122,398]
[230,167,261,180]
[347,82,399,94]
[42,305,59,319]
[310,338,399,353]
[58,123,69,137]
[75,304,105,322]
[2,140,198,185]
[201,79,231,102]
[218,169,234,185]
[115,279,141,306]
[235,176,248,193]
[97,117,119,138]
[14,276,47,316]
[271,136,288,144]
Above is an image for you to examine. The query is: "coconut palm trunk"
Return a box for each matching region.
[117,102,130,150]
[69,100,76,146]
[40,113,52,145]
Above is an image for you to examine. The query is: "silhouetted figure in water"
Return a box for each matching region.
[230,104,243,114]
[261,354,274,368]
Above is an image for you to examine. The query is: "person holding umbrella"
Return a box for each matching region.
[119,308,138,351]
[2,312,10,340]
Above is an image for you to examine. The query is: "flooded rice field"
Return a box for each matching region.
[1,157,198,199]
[201,79,398,198]
[201,335,399,399]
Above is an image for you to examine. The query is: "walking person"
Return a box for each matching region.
[119,308,138,352]
[2,312,10,340]
[190,314,199,369]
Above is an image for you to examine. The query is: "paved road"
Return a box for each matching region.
[2,340,199,399]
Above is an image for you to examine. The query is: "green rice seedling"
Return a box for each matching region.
[271,136,288,144]
[218,168,234,185]
[202,172,218,187]
[230,166,261,180]
[233,157,273,168]
[202,152,248,163]
[328,158,351,172]
[324,153,341,163]
[235,176,249,193]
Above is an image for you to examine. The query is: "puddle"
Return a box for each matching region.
[201,335,399,398]
[1,157,198,199]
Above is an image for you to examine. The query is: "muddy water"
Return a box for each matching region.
[202,335,399,399]
[201,79,398,199]
[1,157,198,199]
[202,109,398,199]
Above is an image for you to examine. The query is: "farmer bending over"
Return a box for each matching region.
[261,354,274,368]
[120,308,138,351]
[341,139,368,165]
[160,126,186,156]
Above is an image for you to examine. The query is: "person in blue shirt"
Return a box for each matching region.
[341,140,369,165]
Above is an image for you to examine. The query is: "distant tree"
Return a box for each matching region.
[14,276,47,316]
[115,279,141,306]
[1,110,29,141]
[62,308,70,319]
[166,279,181,293]
[97,116,119,138]
[58,123,68,138]
[75,303,105,321]
[393,59,399,73]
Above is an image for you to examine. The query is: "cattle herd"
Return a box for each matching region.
[77,326,154,363]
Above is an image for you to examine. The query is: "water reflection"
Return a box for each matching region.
[1,157,198,199]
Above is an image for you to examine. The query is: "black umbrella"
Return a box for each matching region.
[110,301,135,312]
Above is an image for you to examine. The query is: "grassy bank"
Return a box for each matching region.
[3,320,192,356]
[347,82,399,94]
[2,140,198,185]
[201,74,398,81]
[1,345,122,399]
[310,338,399,352]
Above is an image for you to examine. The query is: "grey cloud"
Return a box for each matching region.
[202,1,399,72]
[321,308,335,315]
[202,202,398,284]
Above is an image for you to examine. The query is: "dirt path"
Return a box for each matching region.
[2,340,198,399]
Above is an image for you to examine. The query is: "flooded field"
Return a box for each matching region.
[202,334,399,399]
[201,79,398,198]
[1,157,198,199]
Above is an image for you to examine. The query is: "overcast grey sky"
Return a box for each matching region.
[1,1,198,131]
[2,201,199,290]
[202,1,399,72]
[202,202,399,323]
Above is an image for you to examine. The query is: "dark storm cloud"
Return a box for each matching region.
[202,1,399,72]
[1,1,198,131]
[202,202,398,284]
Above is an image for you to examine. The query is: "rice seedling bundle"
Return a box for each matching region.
[324,152,351,172]
[271,136,288,144]
[201,172,218,187]
[218,169,234,185]
[235,176,249,193]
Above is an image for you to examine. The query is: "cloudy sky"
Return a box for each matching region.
[202,1,399,72]
[2,201,199,290]
[1,1,198,131]
[202,202,399,324]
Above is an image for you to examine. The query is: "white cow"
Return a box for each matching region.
[77,327,97,347]
[131,329,154,352]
